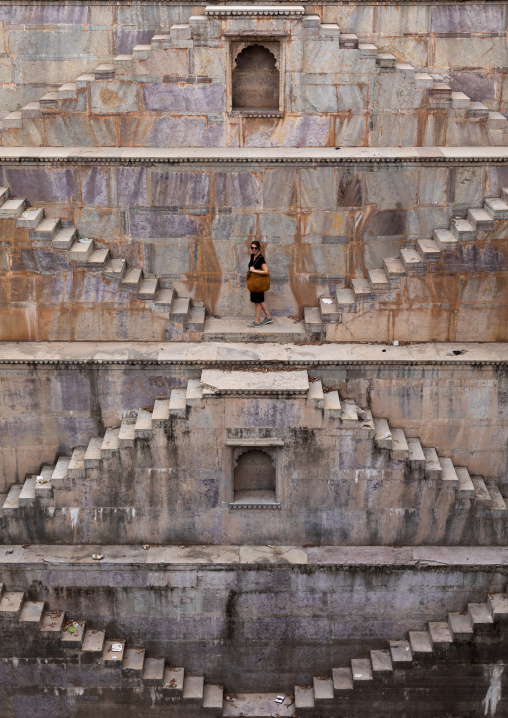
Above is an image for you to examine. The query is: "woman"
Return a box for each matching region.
[247,240,273,327]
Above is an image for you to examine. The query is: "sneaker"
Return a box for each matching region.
[248,321,262,327]
[262,316,274,325]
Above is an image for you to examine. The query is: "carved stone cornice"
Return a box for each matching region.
[205,4,305,16]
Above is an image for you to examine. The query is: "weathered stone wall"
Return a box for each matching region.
[0,548,507,694]
[1,158,508,332]
[0,2,506,118]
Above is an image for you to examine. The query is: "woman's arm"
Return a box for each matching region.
[251,263,269,276]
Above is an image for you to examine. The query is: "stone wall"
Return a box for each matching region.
[0,2,506,118]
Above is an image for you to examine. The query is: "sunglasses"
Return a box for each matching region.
[251,246,257,249]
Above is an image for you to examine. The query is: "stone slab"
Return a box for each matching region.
[200,369,309,395]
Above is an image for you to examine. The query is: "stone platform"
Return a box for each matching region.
[203,317,307,343]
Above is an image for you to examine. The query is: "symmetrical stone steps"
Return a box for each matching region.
[294,586,508,713]
[1,14,504,145]
[0,583,223,714]
[305,188,508,330]
[2,185,203,329]
[2,379,504,530]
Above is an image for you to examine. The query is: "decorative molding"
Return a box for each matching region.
[206,5,305,16]
[229,502,281,509]
[226,439,285,446]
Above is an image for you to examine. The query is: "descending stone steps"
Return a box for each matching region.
[0,184,199,329]
[304,187,508,332]
[294,586,508,714]
[0,584,223,714]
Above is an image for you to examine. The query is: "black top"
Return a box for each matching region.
[249,253,265,270]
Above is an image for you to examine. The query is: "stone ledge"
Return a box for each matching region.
[205,5,305,16]
[0,342,506,366]
[1,147,508,167]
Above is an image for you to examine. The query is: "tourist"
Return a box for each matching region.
[247,240,273,327]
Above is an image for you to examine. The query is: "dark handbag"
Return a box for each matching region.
[246,270,270,293]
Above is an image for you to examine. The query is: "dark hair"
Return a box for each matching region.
[251,240,261,250]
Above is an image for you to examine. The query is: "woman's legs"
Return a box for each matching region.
[255,303,262,323]
[260,302,271,319]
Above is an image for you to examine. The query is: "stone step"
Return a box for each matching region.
[68,238,94,263]
[308,379,324,408]
[438,457,459,489]
[142,657,165,686]
[389,640,413,665]
[319,297,340,323]
[335,287,357,311]
[488,110,508,129]
[451,91,470,109]
[120,267,142,292]
[471,475,491,506]
[183,675,205,703]
[370,649,393,673]
[467,102,489,119]
[390,428,409,460]
[448,611,474,642]
[0,198,27,219]
[351,658,373,681]
[134,408,153,438]
[367,268,390,291]
[414,72,433,89]
[118,418,136,447]
[40,608,66,638]
[151,33,172,49]
[186,379,203,404]
[95,63,116,80]
[294,685,315,712]
[3,484,22,510]
[103,638,126,666]
[58,82,78,100]
[376,52,396,68]
[501,187,508,203]
[373,417,392,449]
[188,305,206,331]
[339,33,358,49]
[152,287,174,312]
[423,447,442,480]
[432,228,458,251]
[35,465,55,499]
[101,427,120,456]
[450,218,476,241]
[400,247,425,273]
[19,600,45,626]
[408,630,432,656]
[383,257,406,279]
[152,398,171,425]
[430,81,452,98]
[407,437,425,468]
[132,44,152,60]
[395,62,414,74]
[122,647,146,676]
[484,197,508,219]
[67,446,86,480]
[17,208,44,229]
[84,437,103,469]
[304,306,323,333]
[416,238,441,261]
[486,484,507,518]
[163,666,185,695]
[428,621,453,649]
[76,73,95,89]
[202,684,224,713]
[313,676,334,702]
[487,593,508,620]
[341,400,358,428]
[0,187,9,206]
[113,54,133,68]
[323,390,341,417]
[171,296,191,322]
[0,591,25,617]
[39,92,59,111]
[466,207,494,230]
[455,466,475,498]
[51,456,71,489]
[30,217,60,239]
[3,111,22,129]
[82,628,106,653]
[87,247,110,269]
[18,477,36,507]
[61,619,86,647]
[52,227,77,250]
[351,278,375,301]
[467,602,494,631]
[358,43,378,58]
[332,666,353,691]
[104,257,127,280]
[357,407,375,431]
[169,388,187,416]
[137,277,159,300]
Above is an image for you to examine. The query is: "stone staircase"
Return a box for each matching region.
[1,578,507,716]
[0,582,223,715]
[1,10,505,147]
[2,378,506,539]
[0,185,205,331]
[304,188,508,333]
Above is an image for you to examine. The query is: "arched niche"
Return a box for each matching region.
[232,43,280,111]
[233,447,276,502]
